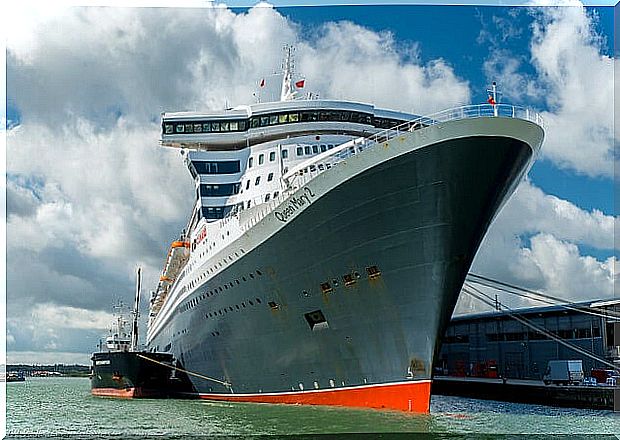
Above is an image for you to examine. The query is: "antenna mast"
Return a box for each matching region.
[130,267,141,351]
[280,45,295,102]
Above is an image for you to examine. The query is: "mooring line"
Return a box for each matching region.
[136,353,231,387]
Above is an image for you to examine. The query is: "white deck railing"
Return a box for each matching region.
[228,103,543,229]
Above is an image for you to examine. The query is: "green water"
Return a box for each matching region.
[5,378,619,437]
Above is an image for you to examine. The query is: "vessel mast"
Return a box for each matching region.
[280,45,295,102]
[131,267,141,351]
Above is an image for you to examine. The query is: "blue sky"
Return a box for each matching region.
[3,2,616,363]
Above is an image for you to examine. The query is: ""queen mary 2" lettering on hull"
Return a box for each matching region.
[274,187,316,222]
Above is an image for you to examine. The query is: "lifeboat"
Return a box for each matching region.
[149,240,191,320]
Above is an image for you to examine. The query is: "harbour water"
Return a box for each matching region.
[5,378,619,437]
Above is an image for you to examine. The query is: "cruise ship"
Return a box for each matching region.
[145,48,544,412]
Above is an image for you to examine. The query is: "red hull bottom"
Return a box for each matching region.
[91,387,163,398]
[198,380,431,412]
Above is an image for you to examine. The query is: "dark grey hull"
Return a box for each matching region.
[148,130,534,405]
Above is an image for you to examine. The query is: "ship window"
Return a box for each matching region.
[265,194,270,202]
[256,270,262,276]
[269,151,276,162]
[260,116,269,127]
[328,144,334,149]
[176,124,185,133]
[318,164,324,171]
[242,302,246,308]
[230,121,238,131]
[211,122,220,132]
[269,115,278,125]
[250,117,259,128]
[247,200,251,208]
[193,161,240,174]
[255,176,261,186]
[312,145,319,154]
[249,300,254,306]
[332,278,339,287]
[248,157,253,168]
[256,298,262,304]
[279,114,288,123]
[236,304,240,310]
[268,301,279,310]
[220,121,230,132]
[304,146,311,155]
[341,112,350,121]
[267,173,274,182]
[185,124,193,133]
[249,273,255,279]
[246,180,250,190]
[281,149,288,159]
[319,111,329,121]
[165,124,173,134]
[202,123,211,132]
[258,154,264,165]
[296,147,303,156]
[320,144,327,152]
[289,113,299,122]
[193,124,202,133]
[273,191,279,198]
[238,120,247,131]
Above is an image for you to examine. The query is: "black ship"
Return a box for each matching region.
[90,268,193,398]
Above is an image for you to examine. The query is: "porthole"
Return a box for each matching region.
[332,278,339,287]
[256,269,262,276]
[249,300,254,306]
[249,273,255,279]
[235,304,240,310]
[235,280,240,285]
[242,277,247,282]
[255,298,262,304]
[303,290,310,297]
[354,271,361,279]
[242,302,246,308]
[268,301,279,310]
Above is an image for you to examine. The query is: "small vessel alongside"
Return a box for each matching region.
[90,268,193,398]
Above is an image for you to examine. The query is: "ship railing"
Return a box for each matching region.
[283,103,543,188]
[227,104,543,234]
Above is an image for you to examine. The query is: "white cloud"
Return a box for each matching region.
[495,180,614,250]
[483,4,613,178]
[458,180,617,315]
[531,5,614,177]
[299,21,470,114]
[31,304,113,331]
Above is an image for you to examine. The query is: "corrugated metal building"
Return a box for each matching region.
[437,299,619,379]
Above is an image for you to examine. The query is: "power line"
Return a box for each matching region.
[465,273,620,321]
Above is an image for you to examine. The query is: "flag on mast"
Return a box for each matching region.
[295,79,305,88]
[260,78,265,88]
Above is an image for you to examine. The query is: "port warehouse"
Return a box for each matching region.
[437,298,619,380]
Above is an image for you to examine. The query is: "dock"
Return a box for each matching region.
[431,376,617,410]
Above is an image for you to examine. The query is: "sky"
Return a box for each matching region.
[2,0,617,365]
